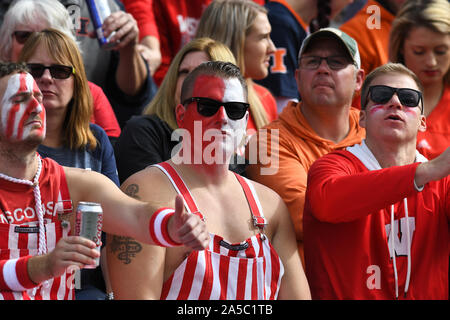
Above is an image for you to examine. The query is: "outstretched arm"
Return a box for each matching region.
[415,147,450,187]
[64,167,209,249]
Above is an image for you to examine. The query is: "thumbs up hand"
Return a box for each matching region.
[167,195,209,250]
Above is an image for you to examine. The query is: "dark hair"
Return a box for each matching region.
[0,61,29,78]
[310,0,331,33]
[181,61,248,103]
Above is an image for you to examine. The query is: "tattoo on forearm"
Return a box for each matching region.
[124,184,140,200]
[109,236,142,264]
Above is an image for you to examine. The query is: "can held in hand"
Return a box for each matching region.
[86,0,116,49]
[75,201,103,269]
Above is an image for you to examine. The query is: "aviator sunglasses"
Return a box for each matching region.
[365,85,423,113]
[182,97,249,120]
[27,63,75,80]
[13,31,33,44]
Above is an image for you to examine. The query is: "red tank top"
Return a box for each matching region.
[154,162,284,300]
[0,157,73,300]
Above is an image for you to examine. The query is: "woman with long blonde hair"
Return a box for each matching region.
[195,0,278,132]
[389,0,450,160]
[114,37,239,183]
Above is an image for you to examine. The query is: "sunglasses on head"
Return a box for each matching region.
[366,85,423,112]
[27,63,75,80]
[13,31,33,44]
[183,97,249,120]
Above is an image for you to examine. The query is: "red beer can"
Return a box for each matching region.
[75,201,103,269]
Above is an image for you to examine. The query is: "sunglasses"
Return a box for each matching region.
[13,31,33,44]
[299,55,354,70]
[182,97,249,120]
[27,63,75,80]
[366,85,423,111]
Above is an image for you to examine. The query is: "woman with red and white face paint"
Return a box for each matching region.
[107,61,311,300]
[0,72,46,144]
[389,0,450,160]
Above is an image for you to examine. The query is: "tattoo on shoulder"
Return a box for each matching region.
[109,235,142,264]
[124,184,140,200]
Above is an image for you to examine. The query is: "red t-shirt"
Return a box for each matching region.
[88,81,121,138]
[416,85,450,160]
[304,150,449,299]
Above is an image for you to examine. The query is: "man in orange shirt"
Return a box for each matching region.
[245,28,365,265]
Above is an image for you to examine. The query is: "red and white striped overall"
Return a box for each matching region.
[154,162,284,300]
[0,158,74,300]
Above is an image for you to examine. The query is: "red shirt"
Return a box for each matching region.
[304,150,449,300]
[417,84,450,160]
[88,82,121,138]
[0,157,74,300]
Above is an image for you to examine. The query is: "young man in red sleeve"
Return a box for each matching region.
[303,62,449,300]
[0,62,208,300]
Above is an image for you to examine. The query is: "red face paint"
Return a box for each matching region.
[1,73,45,141]
[177,75,248,166]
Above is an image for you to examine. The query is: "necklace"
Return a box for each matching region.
[0,156,47,255]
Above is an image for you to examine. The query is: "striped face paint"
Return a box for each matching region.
[0,73,45,141]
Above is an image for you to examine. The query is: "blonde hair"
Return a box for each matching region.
[389,0,450,85]
[143,37,237,130]
[18,28,96,150]
[195,0,270,129]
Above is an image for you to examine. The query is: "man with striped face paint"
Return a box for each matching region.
[0,71,45,144]
[107,61,311,300]
[0,62,209,300]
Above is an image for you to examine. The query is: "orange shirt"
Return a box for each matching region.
[245,102,365,264]
[340,0,395,109]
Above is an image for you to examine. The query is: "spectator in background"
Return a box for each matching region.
[121,0,161,76]
[245,28,365,265]
[196,0,278,136]
[340,0,406,76]
[257,0,355,112]
[304,62,449,300]
[0,0,121,144]
[18,28,118,300]
[340,0,407,108]
[62,0,156,128]
[122,0,267,86]
[114,37,239,184]
[389,0,450,160]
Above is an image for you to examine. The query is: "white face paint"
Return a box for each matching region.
[0,73,45,142]
[220,78,248,153]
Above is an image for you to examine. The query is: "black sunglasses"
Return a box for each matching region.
[27,63,75,80]
[13,30,33,44]
[366,85,423,112]
[182,97,249,120]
